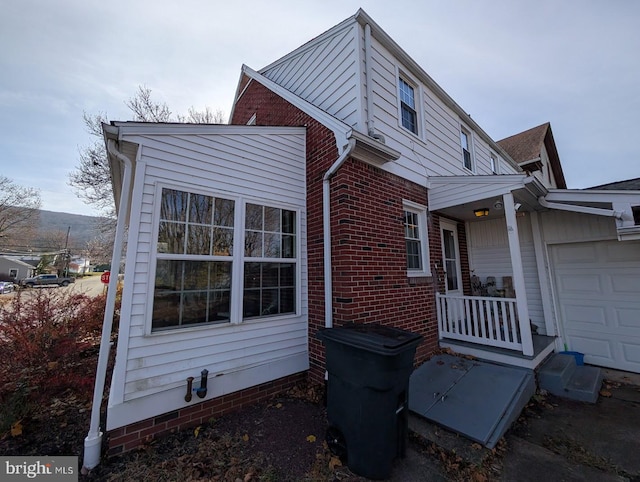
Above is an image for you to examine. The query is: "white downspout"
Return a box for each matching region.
[323,138,356,328]
[82,139,133,471]
[364,23,375,137]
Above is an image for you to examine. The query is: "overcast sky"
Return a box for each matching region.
[2,0,638,216]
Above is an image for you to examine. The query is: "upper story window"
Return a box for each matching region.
[399,77,418,135]
[490,154,499,174]
[152,187,298,332]
[403,200,430,277]
[460,128,474,171]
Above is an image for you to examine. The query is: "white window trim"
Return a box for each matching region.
[396,68,423,139]
[403,200,431,277]
[490,152,500,174]
[145,182,302,335]
[460,125,476,173]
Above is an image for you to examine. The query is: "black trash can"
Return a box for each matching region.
[317,324,422,480]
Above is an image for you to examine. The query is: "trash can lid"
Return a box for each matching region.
[317,324,422,355]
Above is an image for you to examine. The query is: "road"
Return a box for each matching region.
[0,274,109,301]
[72,275,110,297]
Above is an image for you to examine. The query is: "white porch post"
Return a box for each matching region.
[503,192,534,356]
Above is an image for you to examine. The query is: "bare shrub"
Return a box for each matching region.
[0,288,117,433]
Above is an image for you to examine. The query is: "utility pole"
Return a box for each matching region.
[63,226,71,277]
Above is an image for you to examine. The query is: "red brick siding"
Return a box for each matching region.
[108,372,305,456]
[232,79,443,379]
[107,77,471,455]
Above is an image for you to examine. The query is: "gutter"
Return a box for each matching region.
[82,139,133,471]
[322,138,356,328]
[538,196,623,219]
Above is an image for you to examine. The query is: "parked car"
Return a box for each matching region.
[0,281,15,294]
[20,274,75,288]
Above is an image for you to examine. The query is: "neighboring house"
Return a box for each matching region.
[90,9,640,459]
[69,257,90,275]
[0,256,35,281]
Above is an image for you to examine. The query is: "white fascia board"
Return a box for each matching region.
[240,65,353,152]
[113,122,306,138]
[546,189,640,204]
[428,174,528,187]
[353,9,521,174]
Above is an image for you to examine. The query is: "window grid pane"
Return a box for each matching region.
[245,205,296,259]
[461,131,473,170]
[404,210,422,270]
[243,262,296,319]
[153,188,235,332]
[152,260,232,330]
[399,78,418,134]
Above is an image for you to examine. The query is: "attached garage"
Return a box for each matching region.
[551,239,640,373]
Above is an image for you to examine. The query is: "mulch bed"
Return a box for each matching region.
[1,383,347,481]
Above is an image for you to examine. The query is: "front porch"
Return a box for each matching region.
[436,292,556,369]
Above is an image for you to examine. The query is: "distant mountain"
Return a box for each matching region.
[34,210,111,252]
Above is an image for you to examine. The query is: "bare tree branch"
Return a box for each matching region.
[125,85,172,122]
[0,176,41,240]
[69,85,225,218]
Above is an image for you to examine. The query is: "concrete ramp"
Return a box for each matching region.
[409,354,535,448]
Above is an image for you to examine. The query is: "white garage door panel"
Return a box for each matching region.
[622,343,640,365]
[567,335,613,362]
[552,240,640,373]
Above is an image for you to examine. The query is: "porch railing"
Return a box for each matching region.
[436,293,523,352]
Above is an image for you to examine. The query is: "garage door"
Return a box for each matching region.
[551,240,640,373]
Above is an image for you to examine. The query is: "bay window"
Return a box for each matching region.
[152,187,298,332]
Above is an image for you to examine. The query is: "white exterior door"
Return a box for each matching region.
[441,220,463,296]
[551,240,640,373]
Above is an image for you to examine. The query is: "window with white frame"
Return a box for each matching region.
[151,187,297,331]
[403,201,430,276]
[490,153,499,174]
[399,77,418,135]
[9,269,17,278]
[243,203,296,318]
[460,129,474,171]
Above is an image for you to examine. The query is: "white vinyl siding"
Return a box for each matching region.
[260,22,360,129]
[107,126,308,429]
[361,33,516,185]
[467,216,544,332]
[259,18,518,188]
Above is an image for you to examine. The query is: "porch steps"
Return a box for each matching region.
[408,354,536,449]
[537,353,602,403]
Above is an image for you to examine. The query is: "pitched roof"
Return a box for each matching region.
[588,177,640,190]
[497,123,549,164]
[497,122,567,189]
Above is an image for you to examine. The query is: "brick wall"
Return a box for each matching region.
[108,372,305,456]
[232,78,444,381]
[106,76,470,455]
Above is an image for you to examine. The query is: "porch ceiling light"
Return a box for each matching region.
[474,208,490,217]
